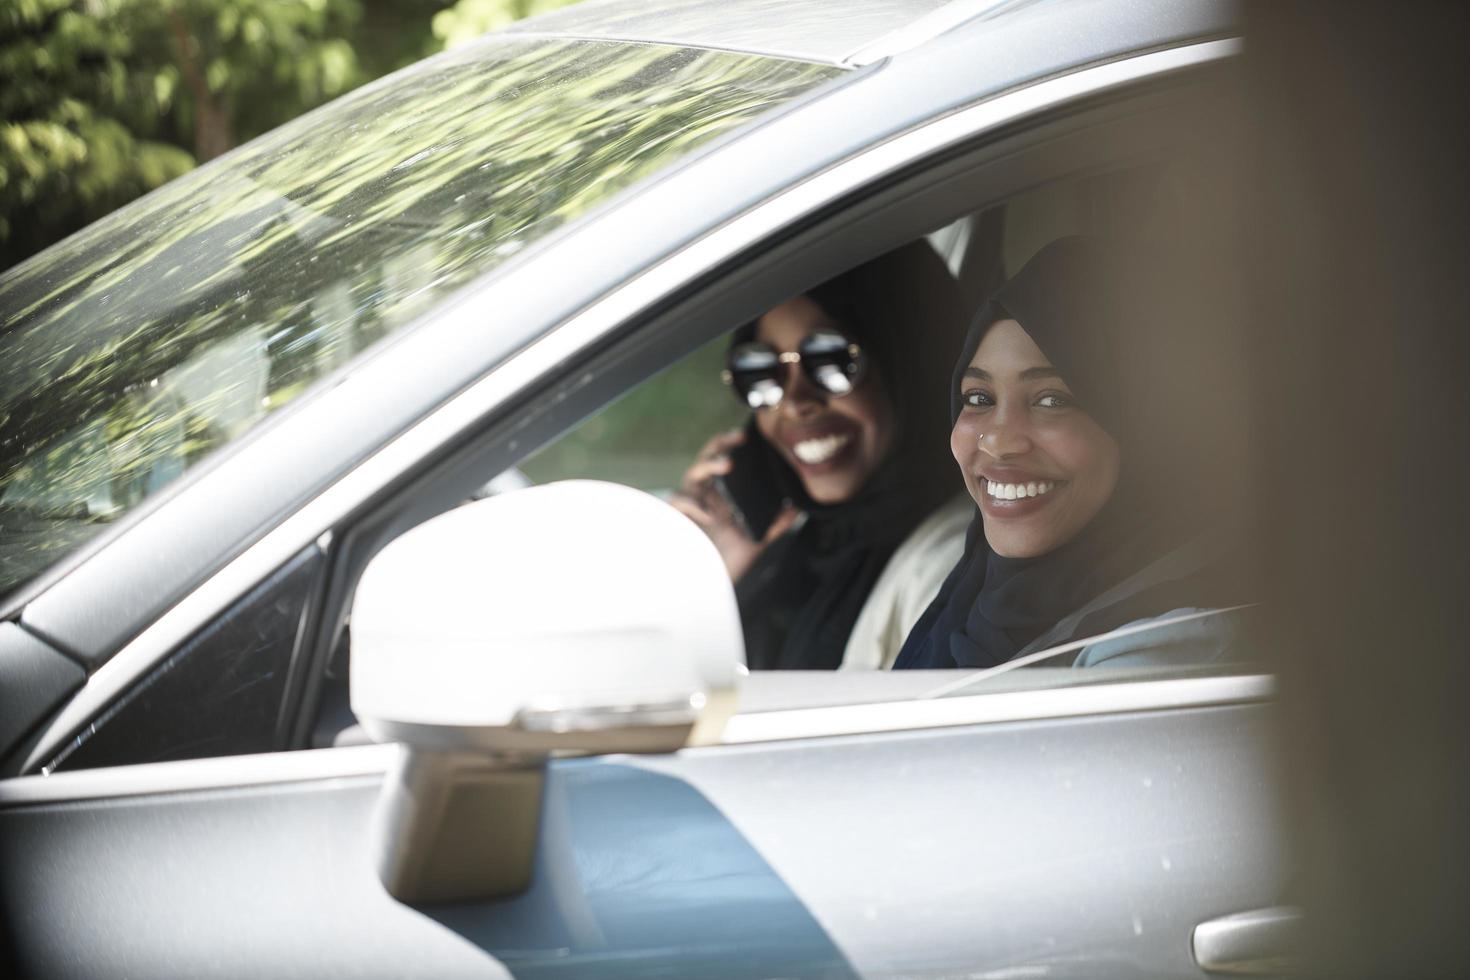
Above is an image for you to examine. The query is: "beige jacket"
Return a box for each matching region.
[840,494,973,670]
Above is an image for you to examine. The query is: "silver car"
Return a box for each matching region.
[0,1,1290,977]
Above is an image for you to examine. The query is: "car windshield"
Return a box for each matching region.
[0,37,842,601]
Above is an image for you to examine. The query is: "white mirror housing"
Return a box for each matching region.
[350,481,745,905]
[351,480,744,753]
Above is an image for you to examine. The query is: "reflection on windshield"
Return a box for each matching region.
[0,38,842,598]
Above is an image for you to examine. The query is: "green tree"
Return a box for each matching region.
[1,0,579,273]
[2,0,191,269]
[1,0,373,270]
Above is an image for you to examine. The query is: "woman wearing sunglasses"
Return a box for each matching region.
[673,240,968,670]
[894,237,1255,671]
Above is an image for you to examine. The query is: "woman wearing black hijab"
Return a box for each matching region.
[674,240,966,670]
[895,237,1252,670]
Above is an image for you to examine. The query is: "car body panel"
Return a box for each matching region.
[506,0,1233,70]
[0,623,83,753]
[0,694,1283,978]
[506,0,959,65]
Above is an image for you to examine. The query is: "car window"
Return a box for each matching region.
[511,157,1262,685]
[45,545,324,772]
[0,37,843,602]
[521,336,746,494]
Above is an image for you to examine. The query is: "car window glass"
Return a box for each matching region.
[0,38,843,602]
[520,336,746,494]
[45,545,323,772]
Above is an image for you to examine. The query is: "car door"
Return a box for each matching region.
[1,8,1284,978]
[0,673,1282,979]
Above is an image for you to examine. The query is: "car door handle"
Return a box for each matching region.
[1193,906,1302,975]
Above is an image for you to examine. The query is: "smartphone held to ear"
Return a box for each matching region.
[712,438,788,541]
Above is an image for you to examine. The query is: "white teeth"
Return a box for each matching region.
[793,433,851,464]
[986,480,1057,499]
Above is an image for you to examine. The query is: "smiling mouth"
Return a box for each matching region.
[984,479,1061,500]
[792,433,852,465]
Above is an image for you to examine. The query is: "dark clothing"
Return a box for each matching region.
[737,484,932,670]
[736,241,964,670]
[895,237,1250,670]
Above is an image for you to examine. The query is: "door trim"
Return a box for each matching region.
[722,673,1273,744]
[3,672,1269,806]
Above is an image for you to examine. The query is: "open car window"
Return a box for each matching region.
[513,155,1264,689]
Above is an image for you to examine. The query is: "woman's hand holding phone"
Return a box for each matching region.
[671,429,800,583]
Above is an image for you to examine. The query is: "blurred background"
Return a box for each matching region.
[0,0,582,273]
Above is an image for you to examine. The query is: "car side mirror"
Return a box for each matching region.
[350,481,743,904]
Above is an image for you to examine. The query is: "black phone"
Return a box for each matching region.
[711,437,787,541]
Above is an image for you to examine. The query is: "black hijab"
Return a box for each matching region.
[894,237,1247,670]
[736,240,965,670]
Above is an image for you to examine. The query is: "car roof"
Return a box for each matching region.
[506,0,1016,66]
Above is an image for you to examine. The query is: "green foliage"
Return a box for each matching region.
[1,1,193,267]
[0,0,507,272]
[521,338,747,492]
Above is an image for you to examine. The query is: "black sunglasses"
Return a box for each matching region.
[721,329,868,409]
